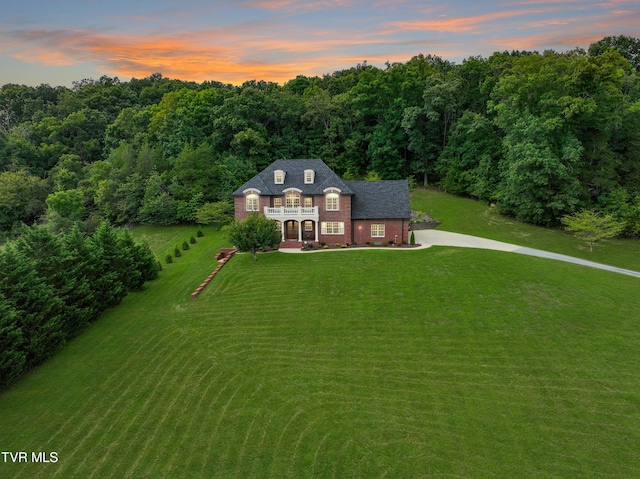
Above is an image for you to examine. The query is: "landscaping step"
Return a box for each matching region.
[191,248,237,300]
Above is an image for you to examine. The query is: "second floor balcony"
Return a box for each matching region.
[264,206,319,220]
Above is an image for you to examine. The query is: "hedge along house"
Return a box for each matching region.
[232,159,411,246]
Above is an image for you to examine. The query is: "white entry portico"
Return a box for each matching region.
[264,206,319,242]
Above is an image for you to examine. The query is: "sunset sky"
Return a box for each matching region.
[1,0,639,87]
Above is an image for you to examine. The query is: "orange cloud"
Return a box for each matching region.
[387,8,550,34]
[7,27,406,84]
[480,9,640,53]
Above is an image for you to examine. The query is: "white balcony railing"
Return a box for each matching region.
[264,206,319,218]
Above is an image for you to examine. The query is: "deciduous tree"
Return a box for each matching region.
[561,209,624,252]
[226,213,281,261]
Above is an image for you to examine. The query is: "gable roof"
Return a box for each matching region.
[232,159,354,196]
[346,180,411,219]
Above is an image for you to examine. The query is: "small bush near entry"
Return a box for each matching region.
[165,254,173,264]
[410,231,415,245]
[190,236,196,244]
[182,241,189,250]
[174,247,181,257]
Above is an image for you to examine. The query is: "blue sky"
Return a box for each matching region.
[1,0,639,87]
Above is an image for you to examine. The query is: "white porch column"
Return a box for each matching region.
[315,221,319,242]
[281,222,285,241]
[298,221,302,242]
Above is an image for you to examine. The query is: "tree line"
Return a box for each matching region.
[0,222,160,389]
[2,36,640,235]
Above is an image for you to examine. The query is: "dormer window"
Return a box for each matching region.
[304,169,315,184]
[274,170,285,184]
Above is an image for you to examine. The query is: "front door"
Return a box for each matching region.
[285,221,298,240]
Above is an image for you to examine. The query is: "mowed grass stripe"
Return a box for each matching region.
[103,346,198,476]
[54,335,194,478]
[44,325,184,446]
[119,354,206,479]
[2,226,640,478]
[5,317,190,478]
[157,365,224,476]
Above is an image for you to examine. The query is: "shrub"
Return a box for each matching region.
[197,230,204,237]
[410,231,415,245]
[189,236,196,244]
[174,247,181,257]
[182,241,189,250]
[165,254,173,264]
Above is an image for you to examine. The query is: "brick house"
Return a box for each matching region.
[232,159,411,246]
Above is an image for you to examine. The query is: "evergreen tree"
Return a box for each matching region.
[0,293,26,389]
[88,222,127,307]
[0,244,65,370]
[62,225,102,327]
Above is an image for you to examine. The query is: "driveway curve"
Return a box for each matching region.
[413,229,640,279]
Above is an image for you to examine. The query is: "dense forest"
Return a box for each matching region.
[2,35,640,236]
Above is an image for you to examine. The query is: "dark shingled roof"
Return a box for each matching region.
[232,159,354,196]
[233,159,411,220]
[346,180,411,219]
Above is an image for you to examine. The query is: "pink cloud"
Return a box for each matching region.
[241,0,355,12]
[387,9,551,34]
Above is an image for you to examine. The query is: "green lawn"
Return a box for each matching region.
[1,223,640,478]
[411,188,640,272]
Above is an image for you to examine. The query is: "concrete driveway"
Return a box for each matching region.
[413,229,640,279]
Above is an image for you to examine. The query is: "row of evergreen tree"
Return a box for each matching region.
[0,222,160,389]
[2,36,640,234]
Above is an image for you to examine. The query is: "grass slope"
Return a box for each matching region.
[1,223,639,478]
[412,188,640,272]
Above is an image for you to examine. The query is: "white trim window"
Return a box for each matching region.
[326,192,339,211]
[286,192,300,208]
[304,169,315,184]
[304,221,314,232]
[246,194,259,211]
[274,197,282,208]
[304,197,313,208]
[371,224,385,237]
[274,169,285,184]
[322,222,344,235]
